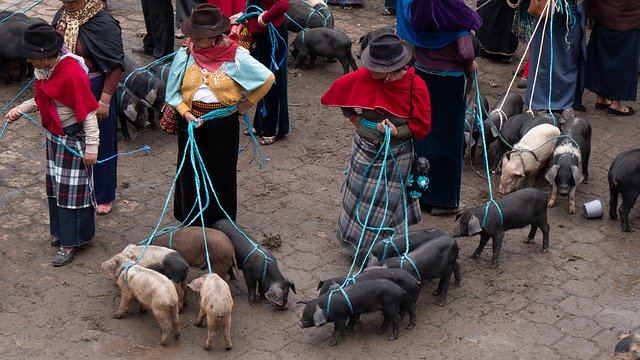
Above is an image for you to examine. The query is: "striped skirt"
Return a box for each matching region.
[338,133,421,252]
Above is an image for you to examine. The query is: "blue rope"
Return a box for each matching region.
[326,286,354,315]
[0,0,45,23]
[472,71,504,227]
[0,0,21,14]
[17,113,150,164]
[237,6,287,71]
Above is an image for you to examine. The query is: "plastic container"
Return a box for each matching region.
[582,199,603,219]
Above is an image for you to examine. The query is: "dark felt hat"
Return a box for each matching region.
[181,4,230,39]
[361,33,413,73]
[20,22,64,59]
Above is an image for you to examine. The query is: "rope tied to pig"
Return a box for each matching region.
[326,286,354,315]
[472,71,504,227]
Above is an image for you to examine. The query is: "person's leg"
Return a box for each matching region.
[139,0,155,53]
[175,0,198,38]
[90,77,117,212]
[147,0,175,57]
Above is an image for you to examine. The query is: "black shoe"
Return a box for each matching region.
[52,248,76,267]
[381,8,395,16]
[50,236,60,247]
[131,45,153,55]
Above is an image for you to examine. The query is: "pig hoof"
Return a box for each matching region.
[490,262,499,269]
[523,237,534,243]
[112,312,125,319]
[406,323,416,330]
[226,346,232,351]
[454,281,461,287]
[432,290,440,296]
[569,207,576,214]
[328,338,340,346]
[174,331,181,339]
[623,227,634,233]
[436,300,445,307]
[375,328,385,335]
[540,247,549,253]
[388,335,399,341]
[159,339,168,347]
[203,344,211,351]
[470,253,480,259]
[193,321,203,327]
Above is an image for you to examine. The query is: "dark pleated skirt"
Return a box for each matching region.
[174,112,240,227]
[586,24,640,102]
[251,22,289,137]
[90,75,118,204]
[49,197,95,247]
[476,0,518,57]
[414,68,466,208]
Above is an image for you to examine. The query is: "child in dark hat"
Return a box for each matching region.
[320,33,432,253]
[5,23,100,267]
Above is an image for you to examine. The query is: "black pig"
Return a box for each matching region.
[451,188,550,268]
[291,28,357,75]
[300,279,404,346]
[368,235,460,306]
[115,84,150,139]
[613,332,640,360]
[465,94,489,158]
[0,13,40,84]
[545,117,592,213]
[286,0,334,32]
[213,219,296,307]
[481,92,524,149]
[359,228,445,264]
[317,267,421,329]
[608,148,640,232]
[123,69,166,120]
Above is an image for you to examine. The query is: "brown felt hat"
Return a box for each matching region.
[361,33,413,73]
[181,4,230,39]
[20,23,64,59]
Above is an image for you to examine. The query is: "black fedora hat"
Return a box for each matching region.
[20,22,64,59]
[181,4,230,39]
[361,33,413,73]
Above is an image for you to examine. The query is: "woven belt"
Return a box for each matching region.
[360,117,379,130]
[191,101,226,117]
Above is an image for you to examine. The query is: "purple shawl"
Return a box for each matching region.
[411,0,482,32]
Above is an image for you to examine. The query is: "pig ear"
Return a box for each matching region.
[367,255,380,267]
[544,165,559,184]
[265,284,284,306]
[571,165,583,184]
[313,304,327,327]
[490,123,499,138]
[124,104,137,121]
[145,88,157,106]
[187,277,204,292]
[514,171,525,178]
[454,212,463,221]
[289,281,297,294]
[467,215,483,235]
[317,281,325,291]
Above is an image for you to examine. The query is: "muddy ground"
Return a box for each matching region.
[1,0,640,359]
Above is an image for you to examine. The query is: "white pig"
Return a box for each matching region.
[101,253,181,346]
[188,273,234,351]
[499,123,560,195]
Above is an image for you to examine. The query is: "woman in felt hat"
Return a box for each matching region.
[5,23,100,267]
[321,33,431,254]
[166,4,274,227]
[53,0,124,216]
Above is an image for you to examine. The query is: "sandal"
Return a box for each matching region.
[97,203,112,215]
[607,106,635,116]
[243,128,257,136]
[52,248,76,267]
[259,136,278,146]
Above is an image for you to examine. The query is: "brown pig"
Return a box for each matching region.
[101,253,181,346]
[153,227,237,282]
[187,273,234,351]
[499,123,560,195]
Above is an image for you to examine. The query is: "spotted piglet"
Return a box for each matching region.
[188,274,234,351]
[101,253,181,346]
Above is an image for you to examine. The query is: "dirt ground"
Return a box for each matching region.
[1,1,640,359]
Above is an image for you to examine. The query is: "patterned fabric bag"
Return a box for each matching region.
[229,23,253,50]
[159,103,178,135]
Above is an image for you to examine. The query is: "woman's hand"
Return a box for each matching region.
[5,107,23,122]
[83,153,98,166]
[237,99,254,114]
[96,102,109,120]
[257,13,267,27]
[230,12,243,24]
[377,119,398,137]
[184,111,203,128]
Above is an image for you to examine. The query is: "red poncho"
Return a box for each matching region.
[320,67,431,140]
[34,56,99,136]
